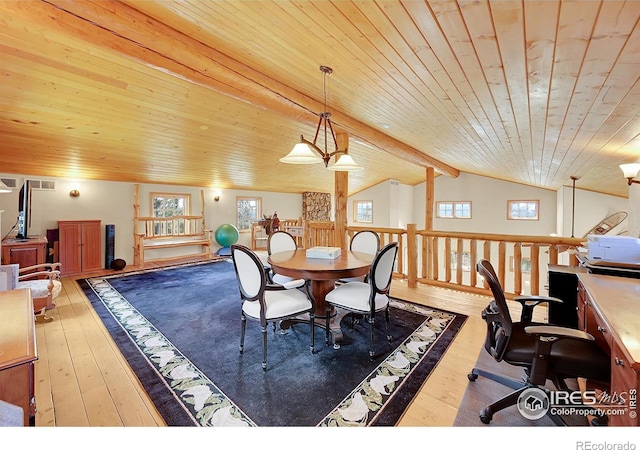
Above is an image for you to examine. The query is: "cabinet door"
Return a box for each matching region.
[610,341,639,426]
[80,221,102,272]
[59,222,83,275]
[6,246,40,269]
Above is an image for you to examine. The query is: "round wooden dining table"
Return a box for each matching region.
[267,249,374,343]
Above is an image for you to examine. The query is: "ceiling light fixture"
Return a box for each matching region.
[620,163,640,185]
[279,66,362,171]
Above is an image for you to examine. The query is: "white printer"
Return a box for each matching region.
[587,235,640,263]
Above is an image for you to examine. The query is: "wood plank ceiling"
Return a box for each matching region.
[0,0,639,197]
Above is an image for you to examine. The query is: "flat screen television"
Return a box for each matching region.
[16,180,32,239]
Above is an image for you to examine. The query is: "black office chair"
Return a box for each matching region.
[468,259,610,424]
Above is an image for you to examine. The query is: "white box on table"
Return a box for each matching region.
[306,246,341,259]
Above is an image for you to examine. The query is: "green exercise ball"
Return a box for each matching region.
[215,223,239,247]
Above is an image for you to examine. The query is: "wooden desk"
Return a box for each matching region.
[0,288,37,426]
[267,249,373,342]
[577,273,639,426]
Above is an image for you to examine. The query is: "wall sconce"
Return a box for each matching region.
[69,189,80,197]
[620,163,640,185]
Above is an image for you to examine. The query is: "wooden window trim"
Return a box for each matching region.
[149,192,191,216]
[507,200,539,221]
[237,196,262,232]
[354,200,373,223]
[436,201,472,219]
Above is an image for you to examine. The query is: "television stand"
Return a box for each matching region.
[1,236,47,268]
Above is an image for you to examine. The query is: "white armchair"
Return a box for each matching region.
[0,263,61,323]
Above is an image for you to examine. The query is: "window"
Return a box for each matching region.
[508,200,539,220]
[510,256,532,273]
[237,196,262,231]
[151,193,190,235]
[437,201,471,218]
[354,200,373,223]
[450,251,471,271]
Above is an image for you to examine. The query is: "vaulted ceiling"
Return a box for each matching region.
[1,0,639,197]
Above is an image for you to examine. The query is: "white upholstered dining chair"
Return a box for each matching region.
[231,244,315,371]
[337,230,380,284]
[0,263,61,323]
[325,242,398,359]
[267,230,298,285]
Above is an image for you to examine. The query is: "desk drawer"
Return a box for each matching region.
[584,300,612,354]
[610,341,639,426]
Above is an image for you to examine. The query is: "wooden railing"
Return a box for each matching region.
[306,221,586,299]
[414,230,584,298]
[138,215,206,238]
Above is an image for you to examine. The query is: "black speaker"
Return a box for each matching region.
[105,224,115,269]
[548,267,583,329]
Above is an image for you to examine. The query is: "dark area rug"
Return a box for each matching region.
[79,259,466,427]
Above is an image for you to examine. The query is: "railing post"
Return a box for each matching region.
[407,224,417,288]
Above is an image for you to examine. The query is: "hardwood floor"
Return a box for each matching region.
[33,256,543,427]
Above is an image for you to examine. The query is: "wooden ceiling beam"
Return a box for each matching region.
[26,0,459,177]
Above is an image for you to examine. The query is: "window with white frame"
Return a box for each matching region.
[510,256,532,273]
[437,201,471,218]
[237,196,262,231]
[151,193,190,235]
[508,200,539,220]
[450,251,471,271]
[354,200,373,223]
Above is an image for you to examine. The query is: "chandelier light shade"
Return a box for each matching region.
[619,163,640,185]
[279,138,324,164]
[329,153,362,171]
[280,65,361,172]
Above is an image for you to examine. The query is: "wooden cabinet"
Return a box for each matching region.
[577,274,640,426]
[58,220,102,276]
[0,288,37,426]
[1,236,47,269]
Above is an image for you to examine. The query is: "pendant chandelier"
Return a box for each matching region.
[279,66,362,171]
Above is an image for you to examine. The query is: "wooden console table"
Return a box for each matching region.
[577,273,639,426]
[0,288,37,426]
[1,236,47,269]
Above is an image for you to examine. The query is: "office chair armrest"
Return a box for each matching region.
[514,295,563,323]
[524,325,597,386]
[524,325,595,342]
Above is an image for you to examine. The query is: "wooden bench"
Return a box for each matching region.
[134,215,212,266]
[133,185,213,267]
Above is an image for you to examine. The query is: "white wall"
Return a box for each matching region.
[1,171,633,269]
[0,175,303,267]
[412,172,558,235]
[348,181,389,227]
[559,185,629,238]
[347,179,414,228]
[0,177,135,265]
